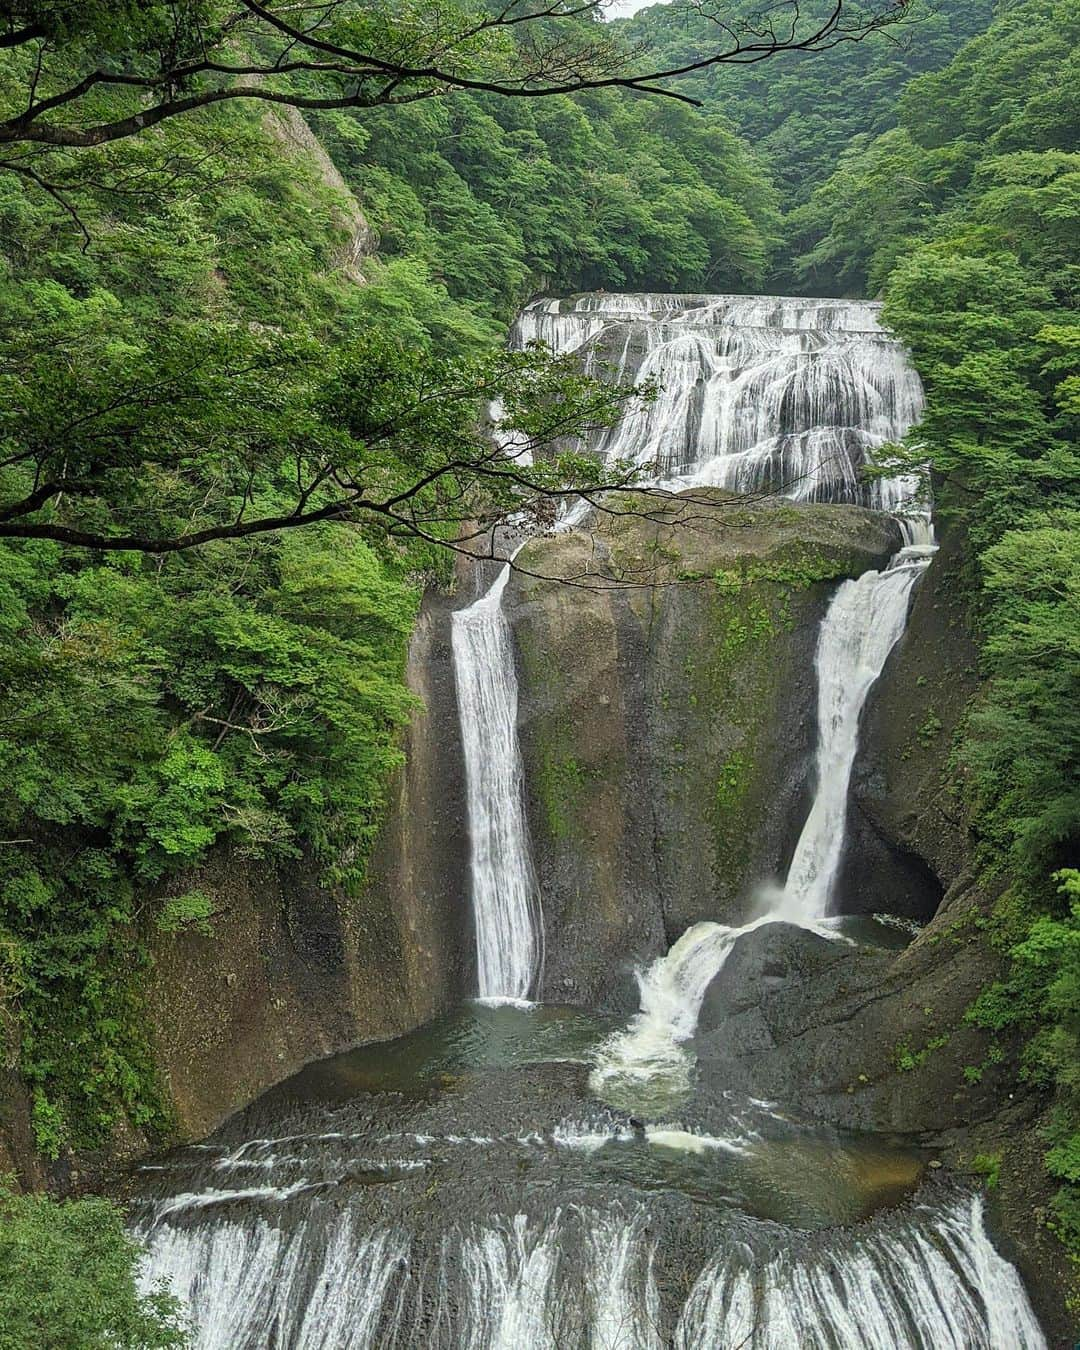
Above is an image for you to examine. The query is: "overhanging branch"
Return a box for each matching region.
[0,0,916,151]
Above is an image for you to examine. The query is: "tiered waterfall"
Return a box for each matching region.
[132,294,1046,1349]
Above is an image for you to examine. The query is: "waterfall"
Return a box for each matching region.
[589,920,760,1103]
[591,545,930,1081]
[181,289,1049,1350]
[458,292,926,1001]
[775,548,930,924]
[512,292,926,509]
[452,563,542,1002]
[574,290,932,1091]
[138,1194,1044,1348]
[672,1195,1045,1350]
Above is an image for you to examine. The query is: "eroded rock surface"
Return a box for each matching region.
[506,491,900,1006]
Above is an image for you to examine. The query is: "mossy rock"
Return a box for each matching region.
[506,492,900,1003]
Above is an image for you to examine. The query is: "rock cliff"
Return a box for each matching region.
[0,586,471,1183]
[505,490,900,1007]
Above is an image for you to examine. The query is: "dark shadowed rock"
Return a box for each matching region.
[697,921,848,1029]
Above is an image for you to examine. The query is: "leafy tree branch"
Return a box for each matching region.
[0,1,917,155]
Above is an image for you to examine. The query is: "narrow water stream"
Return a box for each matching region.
[132,294,1047,1347]
[451,561,543,1002]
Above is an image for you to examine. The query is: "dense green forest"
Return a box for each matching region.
[774,0,1080,1258]
[0,0,1077,1340]
[622,0,997,213]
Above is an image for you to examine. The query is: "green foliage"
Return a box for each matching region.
[0,99,443,1151]
[156,892,215,937]
[0,1182,186,1349]
[970,1152,1002,1190]
[789,2,1080,297]
[0,522,421,1151]
[313,88,779,308]
[895,1034,950,1072]
[625,0,993,290]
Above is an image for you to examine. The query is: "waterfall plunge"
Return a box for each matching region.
[452,565,542,1002]
[776,550,929,925]
[138,1194,1044,1349]
[574,292,932,1093]
[458,292,928,1002]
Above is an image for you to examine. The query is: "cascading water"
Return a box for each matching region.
[132,293,1047,1348]
[512,292,925,509]
[775,549,929,925]
[460,292,926,1002]
[452,563,543,1002]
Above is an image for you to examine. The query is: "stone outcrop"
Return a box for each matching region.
[265,107,377,280]
[0,585,471,1182]
[694,910,1073,1345]
[505,490,900,1007]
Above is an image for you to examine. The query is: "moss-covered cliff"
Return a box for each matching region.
[506,491,900,1006]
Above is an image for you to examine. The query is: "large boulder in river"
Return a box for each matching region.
[697,921,847,1028]
[504,491,900,1006]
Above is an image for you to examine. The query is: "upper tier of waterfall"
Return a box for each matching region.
[511,292,926,513]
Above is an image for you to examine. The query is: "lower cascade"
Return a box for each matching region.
[133,295,1047,1346]
[777,541,933,926]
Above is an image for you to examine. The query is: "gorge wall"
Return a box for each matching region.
[506,491,901,1007]
[143,582,473,1144]
[0,588,472,1185]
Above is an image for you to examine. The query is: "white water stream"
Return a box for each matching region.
[139,1191,1044,1349]
[590,541,931,1100]
[452,562,542,1002]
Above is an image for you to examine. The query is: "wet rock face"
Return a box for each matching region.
[144,584,473,1146]
[692,916,989,1135]
[834,524,978,920]
[697,921,847,1030]
[505,491,900,1007]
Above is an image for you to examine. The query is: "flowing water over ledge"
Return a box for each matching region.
[131,1003,1044,1348]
